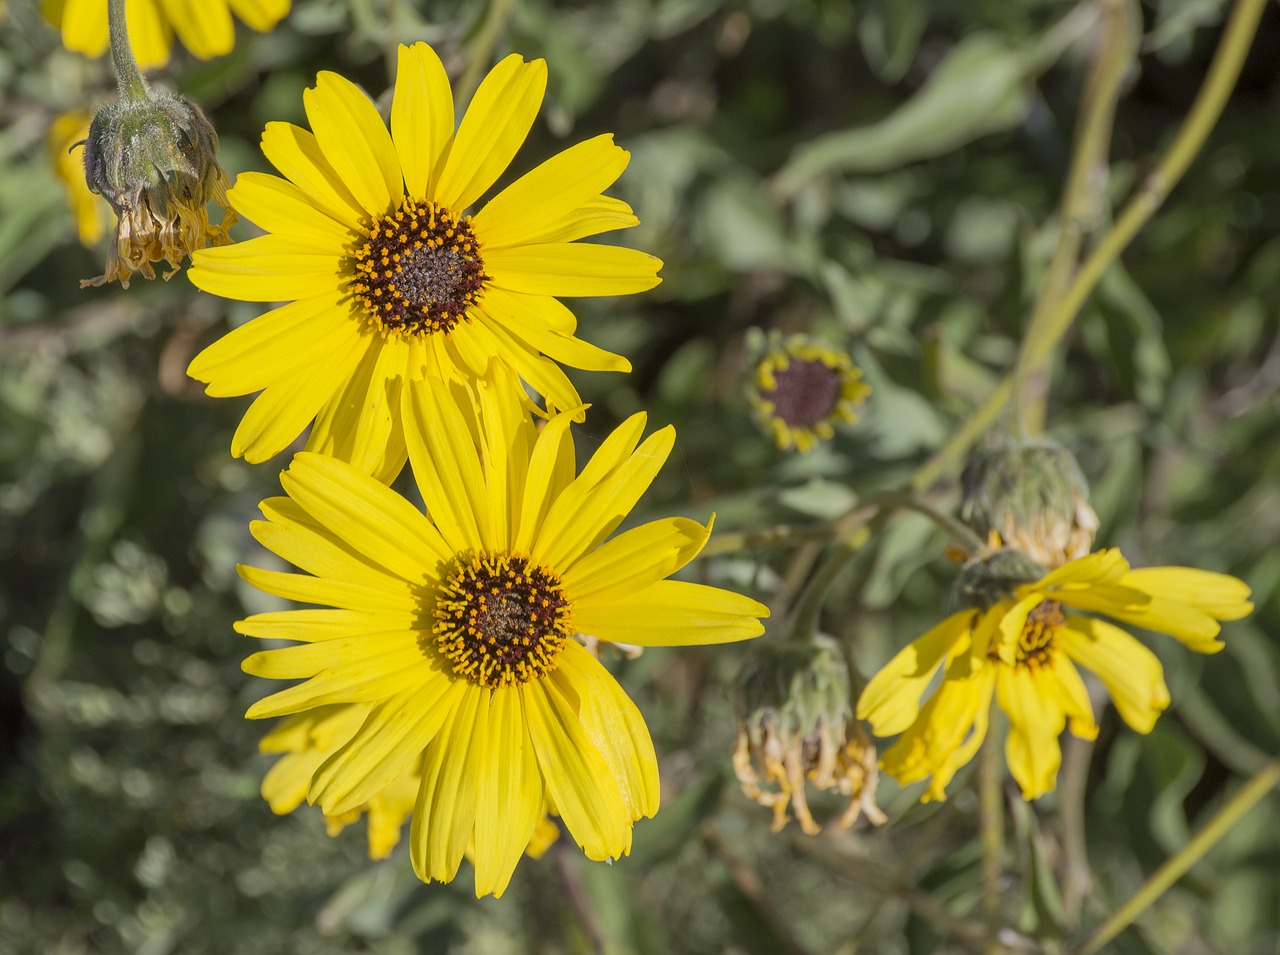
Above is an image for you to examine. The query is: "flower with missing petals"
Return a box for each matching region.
[187,42,659,481]
[857,548,1252,801]
[238,362,766,896]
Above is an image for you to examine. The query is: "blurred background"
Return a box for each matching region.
[2,0,1279,952]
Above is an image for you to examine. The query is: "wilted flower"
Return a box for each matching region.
[746,332,870,453]
[733,636,885,833]
[959,438,1099,568]
[81,87,235,288]
[858,548,1252,801]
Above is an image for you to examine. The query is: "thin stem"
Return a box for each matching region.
[788,522,874,640]
[456,0,516,107]
[108,0,148,103]
[979,735,1006,954]
[1014,0,1138,436]
[703,825,817,955]
[862,490,987,554]
[1074,759,1280,955]
[553,842,608,954]
[1059,734,1096,931]
[912,0,1267,492]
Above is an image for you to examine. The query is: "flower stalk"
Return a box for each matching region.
[108,0,148,103]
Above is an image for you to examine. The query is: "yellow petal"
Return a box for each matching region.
[260,122,367,229]
[474,134,629,250]
[463,318,587,420]
[227,171,357,246]
[923,672,996,801]
[486,243,662,297]
[251,496,406,591]
[473,360,537,552]
[245,654,435,719]
[189,235,345,303]
[434,55,547,212]
[162,0,234,59]
[1049,655,1099,742]
[410,684,485,882]
[481,285,577,334]
[237,565,418,614]
[310,678,463,815]
[281,452,453,583]
[572,579,768,647]
[553,642,659,821]
[1034,547,1130,591]
[523,677,631,862]
[306,340,409,484]
[391,42,454,200]
[533,426,675,570]
[262,749,327,814]
[226,0,290,33]
[996,667,1064,800]
[879,661,989,788]
[1059,618,1170,733]
[303,71,403,216]
[562,517,709,600]
[472,687,543,899]
[126,0,172,69]
[479,298,630,373]
[236,609,417,643]
[513,408,578,554]
[856,612,972,736]
[523,195,639,245]
[243,630,421,681]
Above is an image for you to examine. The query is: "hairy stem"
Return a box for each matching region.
[108,0,148,103]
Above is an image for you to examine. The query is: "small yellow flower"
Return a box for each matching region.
[748,334,870,453]
[239,361,767,897]
[43,0,290,69]
[187,42,660,482]
[48,109,111,247]
[857,548,1252,801]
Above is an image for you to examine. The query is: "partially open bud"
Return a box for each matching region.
[80,89,235,288]
[745,330,871,453]
[732,636,885,834]
[959,439,1099,569]
[951,547,1046,612]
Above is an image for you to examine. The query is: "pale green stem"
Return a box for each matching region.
[108,0,148,103]
[980,735,1005,954]
[1059,734,1096,931]
[456,0,516,107]
[1075,759,1280,955]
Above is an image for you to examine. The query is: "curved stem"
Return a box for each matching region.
[108,0,148,103]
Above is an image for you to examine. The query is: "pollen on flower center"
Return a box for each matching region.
[997,599,1065,671]
[763,359,842,429]
[350,199,488,336]
[433,552,572,688]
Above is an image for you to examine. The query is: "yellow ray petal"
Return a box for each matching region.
[236,609,418,643]
[281,452,453,583]
[246,656,435,719]
[473,360,536,552]
[237,565,418,614]
[523,196,639,245]
[572,579,767,647]
[523,677,631,862]
[1049,655,1099,742]
[856,611,972,736]
[1059,618,1170,733]
[306,340,409,484]
[391,42,455,200]
[996,667,1065,800]
[513,408,578,554]
[304,71,403,217]
[472,687,544,899]
[243,630,422,681]
[187,290,358,397]
[923,672,996,801]
[479,301,630,373]
[260,122,367,229]
[262,748,328,814]
[880,667,989,790]
[554,643,659,821]
[562,517,709,599]
[533,426,674,570]
[480,285,577,334]
[162,0,234,59]
[189,235,346,303]
[252,496,408,591]
[310,677,463,815]
[434,54,547,212]
[410,684,485,882]
[226,0,290,33]
[486,243,662,298]
[462,318,586,420]
[474,134,629,250]
[227,171,358,246]
[1035,547,1130,591]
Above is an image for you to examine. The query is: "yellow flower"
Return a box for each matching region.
[238,362,767,897]
[748,334,870,453]
[857,548,1252,802]
[43,0,290,69]
[48,109,110,246]
[187,42,660,481]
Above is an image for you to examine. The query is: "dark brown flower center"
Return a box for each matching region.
[763,359,842,428]
[433,552,572,688]
[351,199,487,336]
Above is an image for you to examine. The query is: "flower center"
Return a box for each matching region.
[433,552,572,688]
[763,359,842,428]
[350,199,487,336]
[996,599,1065,671]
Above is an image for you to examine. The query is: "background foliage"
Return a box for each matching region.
[1,0,1278,952]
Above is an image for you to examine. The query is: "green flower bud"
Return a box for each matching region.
[959,439,1099,568]
[951,547,1047,612]
[732,636,885,834]
[81,89,235,288]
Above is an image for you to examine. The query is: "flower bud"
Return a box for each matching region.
[745,330,870,453]
[81,88,235,288]
[959,439,1099,568]
[732,636,885,834]
[951,547,1046,612]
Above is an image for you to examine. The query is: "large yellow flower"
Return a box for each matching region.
[44,0,290,69]
[238,362,766,897]
[857,548,1252,801]
[187,42,659,482]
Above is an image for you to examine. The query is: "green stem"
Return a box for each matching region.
[1059,733,1096,931]
[1074,759,1280,955]
[979,735,1006,954]
[456,0,516,107]
[108,0,148,103]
